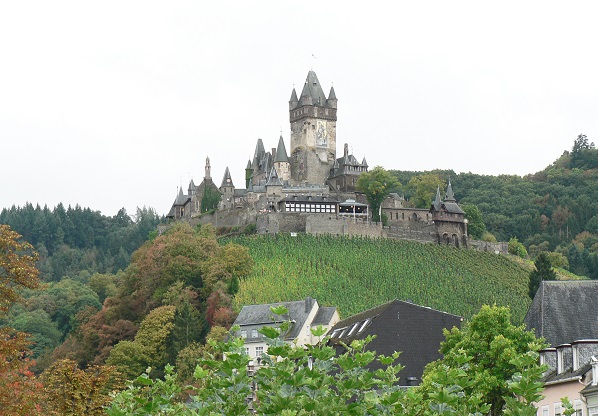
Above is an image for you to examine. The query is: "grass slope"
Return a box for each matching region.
[229,234,532,323]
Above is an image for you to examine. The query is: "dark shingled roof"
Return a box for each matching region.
[328,299,462,386]
[328,85,337,101]
[220,167,234,188]
[300,71,328,106]
[289,87,298,103]
[312,306,337,325]
[274,135,289,163]
[524,281,598,347]
[543,363,591,385]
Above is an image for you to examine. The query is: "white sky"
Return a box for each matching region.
[1,1,597,217]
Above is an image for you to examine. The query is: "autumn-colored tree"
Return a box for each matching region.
[42,359,123,416]
[0,225,43,415]
[0,224,40,312]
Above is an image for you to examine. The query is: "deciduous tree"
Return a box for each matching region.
[528,252,557,299]
[357,166,400,223]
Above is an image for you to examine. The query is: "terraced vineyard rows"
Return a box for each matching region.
[228,234,532,323]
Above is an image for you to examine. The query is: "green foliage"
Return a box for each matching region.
[462,203,486,239]
[244,222,256,235]
[408,305,546,416]
[107,307,406,415]
[230,234,531,322]
[528,252,557,299]
[508,237,528,258]
[482,231,498,242]
[357,166,400,223]
[200,185,221,213]
[405,174,445,209]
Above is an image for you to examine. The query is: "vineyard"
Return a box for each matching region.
[228,234,532,323]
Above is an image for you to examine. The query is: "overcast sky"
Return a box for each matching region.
[1,1,597,217]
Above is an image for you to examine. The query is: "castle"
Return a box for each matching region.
[166,70,471,248]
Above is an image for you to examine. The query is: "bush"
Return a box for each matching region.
[508,237,528,258]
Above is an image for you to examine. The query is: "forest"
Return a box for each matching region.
[393,134,598,279]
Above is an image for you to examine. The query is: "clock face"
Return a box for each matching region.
[316,120,328,147]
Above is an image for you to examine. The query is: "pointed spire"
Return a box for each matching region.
[266,167,283,186]
[328,85,337,101]
[299,70,327,106]
[221,167,234,188]
[246,159,252,170]
[362,157,368,167]
[175,187,187,205]
[290,87,298,102]
[433,186,442,211]
[254,138,265,160]
[445,180,455,202]
[274,134,289,163]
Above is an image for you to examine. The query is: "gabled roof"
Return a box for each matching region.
[233,297,329,340]
[274,135,289,163]
[221,166,234,188]
[525,281,598,347]
[328,299,462,386]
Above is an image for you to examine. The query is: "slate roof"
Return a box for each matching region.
[312,306,337,325]
[274,135,289,163]
[328,86,337,101]
[234,297,334,341]
[221,167,234,188]
[543,363,591,385]
[328,299,462,385]
[525,281,598,347]
[299,71,328,107]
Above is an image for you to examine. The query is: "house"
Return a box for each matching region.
[534,340,598,416]
[231,296,340,369]
[524,281,598,347]
[327,299,462,386]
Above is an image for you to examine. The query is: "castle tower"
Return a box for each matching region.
[289,71,337,184]
[274,134,290,182]
[220,167,235,210]
[205,157,211,180]
[245,159,252,189]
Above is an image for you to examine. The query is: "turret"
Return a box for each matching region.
[327,86,337,109]
[289,87,299,110]
[274,134,290,182]
[445,180,456,202]
[204,157,211,180]
[220,167,235,210]
[245,159,252,189]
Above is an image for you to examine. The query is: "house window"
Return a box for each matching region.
[251,329,258,338]
[245,347,250,356]
[541,405,549,416]
[241,330,247,339]
[255,346,264,358]
[574,400,583,416]
[554,403,562,416]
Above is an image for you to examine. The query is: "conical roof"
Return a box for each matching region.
[246,159,252,170]
[274,135,289,163]
[445,180,455,202]
[254,138,265,160]
[299,71,327,106]
[221,167,234,188]
[362,157,368,167]
[432,186,442,211]
[175,187,187,205]
[328,86,337,101]
[290,87,298,102]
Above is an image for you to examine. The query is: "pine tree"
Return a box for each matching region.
[528,252,557,299]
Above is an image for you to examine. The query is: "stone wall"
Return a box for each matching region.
[385,222,437,243]
[306,215,385,238]
[468,239,508,254]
